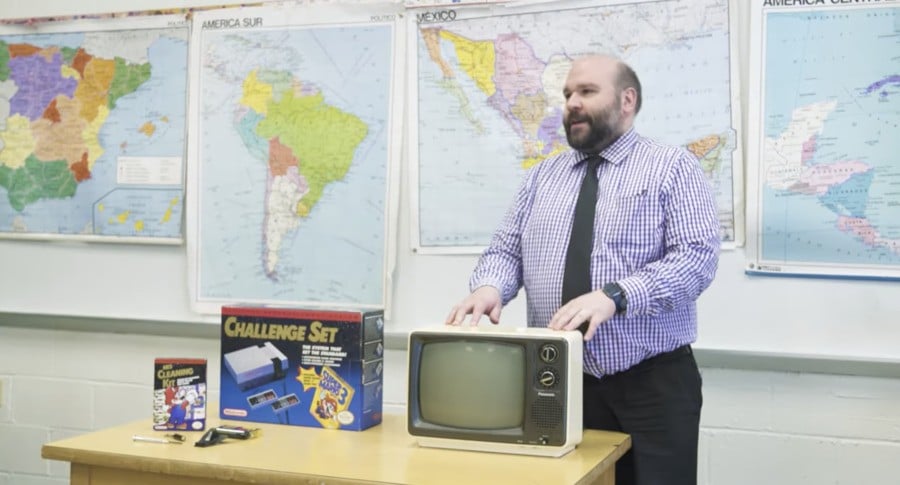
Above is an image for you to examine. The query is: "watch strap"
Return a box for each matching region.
[601,282,627,315]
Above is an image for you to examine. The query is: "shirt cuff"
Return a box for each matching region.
[615,277,647,316]
[469,278,513,305]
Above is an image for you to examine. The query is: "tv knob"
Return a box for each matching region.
[539,344,558,363]
[538,369,556,387]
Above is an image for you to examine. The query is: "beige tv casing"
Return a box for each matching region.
[407,325,583,458]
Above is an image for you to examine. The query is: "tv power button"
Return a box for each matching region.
[539,344,558,363]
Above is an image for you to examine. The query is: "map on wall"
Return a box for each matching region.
[0,16,189,242]
[410,0,741,253]
[186,4,403,314]
[747,2,900,279]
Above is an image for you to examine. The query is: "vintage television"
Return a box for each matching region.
[407,325,583,457]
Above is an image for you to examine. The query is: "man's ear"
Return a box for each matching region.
[620,87,638,114]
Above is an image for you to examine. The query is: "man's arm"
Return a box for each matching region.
[617,149,721,315]
[446,168,539,325]
[469,168,539,304]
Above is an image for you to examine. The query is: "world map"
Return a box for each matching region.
[190,8,397,312]
[754,5,900,277]
[413,0,739,251]
[0,22,188,241]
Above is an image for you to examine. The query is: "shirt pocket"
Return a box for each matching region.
[602,189,664,247]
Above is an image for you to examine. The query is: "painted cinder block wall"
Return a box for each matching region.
[2,325,900,485]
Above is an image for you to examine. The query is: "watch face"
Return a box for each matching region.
[602,283,621,298]
[602,283,626,313]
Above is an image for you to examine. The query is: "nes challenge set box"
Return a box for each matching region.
[219,306,385,431]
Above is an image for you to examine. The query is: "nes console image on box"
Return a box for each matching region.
[223,342,288,391]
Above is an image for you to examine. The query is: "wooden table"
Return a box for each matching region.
[42,414,630,485]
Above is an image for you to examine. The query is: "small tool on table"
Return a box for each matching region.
[132,434,184,444]
[194,425,259,447]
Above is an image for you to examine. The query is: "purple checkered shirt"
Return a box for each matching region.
[470,129,720,377]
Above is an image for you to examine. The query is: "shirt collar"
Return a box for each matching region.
[573,128,638,166]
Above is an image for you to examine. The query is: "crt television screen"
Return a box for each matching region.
[418,340,525,429]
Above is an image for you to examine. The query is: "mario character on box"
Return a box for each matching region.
[220,306,384,431]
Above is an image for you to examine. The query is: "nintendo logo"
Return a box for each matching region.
[222,408,248,417]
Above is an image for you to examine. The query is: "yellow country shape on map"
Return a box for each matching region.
[81,104,109,168]
[0,115,36,169]
[240,70,273,114]
[438,30,496,97]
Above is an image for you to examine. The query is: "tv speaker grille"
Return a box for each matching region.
[531,397,563,430]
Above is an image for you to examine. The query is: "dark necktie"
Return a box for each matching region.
[561,156,601,306]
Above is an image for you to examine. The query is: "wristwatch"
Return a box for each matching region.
[601,283,627,315]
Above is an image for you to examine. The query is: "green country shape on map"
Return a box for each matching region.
[247,70,368,217]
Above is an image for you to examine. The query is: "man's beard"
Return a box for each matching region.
[564,101,621,152]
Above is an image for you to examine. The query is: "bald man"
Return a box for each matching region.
[447,54,720,484]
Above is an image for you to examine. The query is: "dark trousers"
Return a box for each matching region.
[583,346,702,485]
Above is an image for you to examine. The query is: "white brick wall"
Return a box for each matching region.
[1,324,899,484]
[0,377,10,422]
[699,369,900,485]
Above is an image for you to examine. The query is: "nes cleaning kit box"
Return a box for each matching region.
[220,306,384,431]
[153,358,207,431]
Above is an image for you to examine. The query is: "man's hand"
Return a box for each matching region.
[446,286,502,326]
[548,290,616,340]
